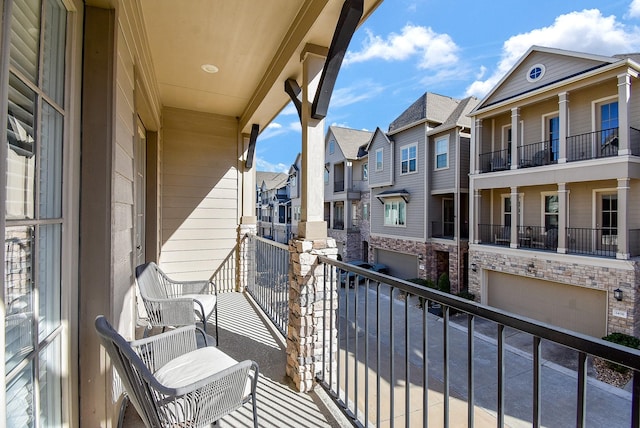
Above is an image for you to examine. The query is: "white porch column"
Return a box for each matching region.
[617,178,630,259]
[238,133,257,292]
[472,118,482,174]
[287,44,338,393]
[617,73,631,155]
[511,108,520,169]
[510,186,518,248]
[558,92,569,163]
[557,182,567,254]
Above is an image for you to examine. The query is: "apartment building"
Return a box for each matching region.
[256,172,290,243]
[289,153,302,237]
[324,126,372,261]
[368,93,478,291]
[469,46,640,337]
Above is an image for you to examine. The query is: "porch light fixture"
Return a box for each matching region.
[614,288,623,301]
[471,263,477,272]
[201,64,219,74]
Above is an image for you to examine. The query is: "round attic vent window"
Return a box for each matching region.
[527,64,545,82]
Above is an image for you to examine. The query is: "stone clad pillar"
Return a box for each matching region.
[286,44,338,392]
[287,238,338,392]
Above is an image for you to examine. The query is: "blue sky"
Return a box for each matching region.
[255,0,640,172]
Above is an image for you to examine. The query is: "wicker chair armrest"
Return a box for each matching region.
[142,297,197,328]
[150,360,259,427]
[171,279,216,296]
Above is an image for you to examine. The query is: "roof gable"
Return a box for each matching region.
[327,126,373,159]
[388,92,460,133]
[477,46,618,110]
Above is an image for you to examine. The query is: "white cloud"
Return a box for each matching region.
[279,103,299,116]
[629,0,640,18]
[331,80,385,109]
[344,24,459,69]
[255,157,290,173]
[465,9,640,98]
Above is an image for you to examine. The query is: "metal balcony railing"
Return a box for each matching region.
[334,180,345,192]
[518,140,558,167]
[246,234,289,335]
[478,148,510,173]
[567,127,619,162]
[432,221,455,239]
[315,257,640,428]
[566,227,618,258]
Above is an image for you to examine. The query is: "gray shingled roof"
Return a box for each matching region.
[388,92,461,133]
[431,96,480,132]
[256,171,288,190]
[329,126,373,159]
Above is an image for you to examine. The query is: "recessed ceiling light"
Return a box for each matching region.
[201,64,219,74]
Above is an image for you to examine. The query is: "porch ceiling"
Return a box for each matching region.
[137,0,382,135]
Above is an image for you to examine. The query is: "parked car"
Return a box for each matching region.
[339,261,389,286]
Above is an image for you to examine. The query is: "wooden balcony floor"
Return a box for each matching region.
[122,291,347,427]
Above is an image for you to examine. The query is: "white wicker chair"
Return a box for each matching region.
[95,316,259,428]
[135,262,218,343]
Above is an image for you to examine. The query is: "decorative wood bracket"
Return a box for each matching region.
[245,123,259,169]
[311,0,363,120]
[284,0,363,122]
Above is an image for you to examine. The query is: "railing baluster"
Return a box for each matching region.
[329,263,335,394]
[497,323,505,427]
[443,305,450,427]
[533,336,541,428]
[576,351,587,428]
[423,299,429,428]
[364,278,369,427]
[376,282,381,427]
[345,272,349,410]
[405,291,410,428]
[632,370,640,428]
[354,276,359,421]
[467,314,475,428]
[390,286,395,427]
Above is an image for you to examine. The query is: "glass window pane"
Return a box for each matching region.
[7,362,35,427]
[38,223,61,340]
[40,102,63,218]
[10,0,41,83]
[43,0,66,105]
[7,73,36,219]
[5,226,35,372]
[39,337,62,427]
[399,201,405,225]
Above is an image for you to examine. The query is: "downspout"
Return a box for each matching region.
[455,127,461,293]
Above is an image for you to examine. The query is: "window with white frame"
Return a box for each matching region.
[435,137,448,169]
[401,143,417,174]
[542,193,558,231]
[384,199,406,226]
[329,140,335,154]
[351,202,358,227]
[362,163,368,180]
[375,148,383,171]
[363,202,369,219]
[324,163,329,184]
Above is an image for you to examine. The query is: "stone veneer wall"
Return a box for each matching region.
[468,247,639,336]
[370,235,467,292]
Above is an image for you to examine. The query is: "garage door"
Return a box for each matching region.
[377,249,418,280]
[487,271,607,337]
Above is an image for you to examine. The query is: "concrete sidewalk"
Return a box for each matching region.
[338,285,633,427]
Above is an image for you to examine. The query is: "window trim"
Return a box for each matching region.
[540,191,559,232]
[375,148,383,171]
[435,136,449,170]
[362,162,368,180]
[383,198,406,227]
[329,140,335,154]
[400,143,418,175]
[526,63,546,82]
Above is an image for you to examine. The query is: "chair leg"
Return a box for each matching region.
[252,393,258,428]
[215,304,219,346]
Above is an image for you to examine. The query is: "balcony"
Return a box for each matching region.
[188,236,639,428]
[334,180,345,192]
[431,220,456,239]
[478,224,560,252]
[478,127,640,174]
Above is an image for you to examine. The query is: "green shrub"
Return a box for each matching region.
[601,332,640,373]
[456,290,476,301]
[437,273,450,293]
